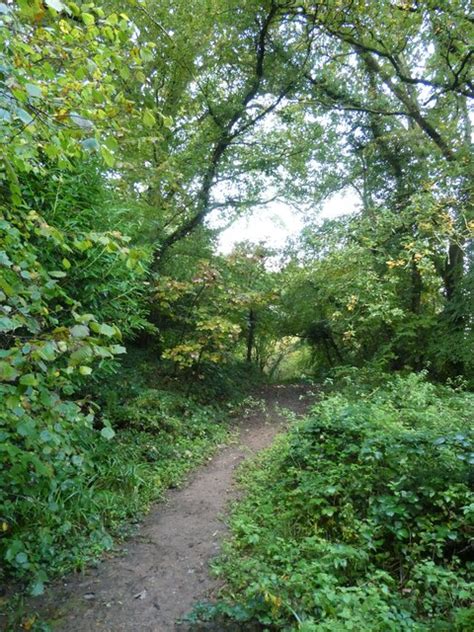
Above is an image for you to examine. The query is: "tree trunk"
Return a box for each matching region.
[246,308,256,363]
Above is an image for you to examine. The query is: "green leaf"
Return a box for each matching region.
[19,373,38,386]
[82,12,95,26]
[0,107,12,122]
[45,0,66,12]
[15,107,34,124]
[110,344,127,355]
[105,12,118,25]
[82,137,100,152]
[104,136,119,152]
[70,113,94,129]
[101,426,115,440]
[100,145,115,167]
[70,324,90,338]
[143,109,156,128]
[17,419,36,438]
[30,579,45,596]
[0,361,18,382]
[25,83,42,99]
[69,345,93,366]
[99,323,116,337]
[140,48,154,63]
[161,114,173,129]
[0,316,20,333]
[74,239,93,252]
[39,342,56,362]
[79,365,92,375]
[15,552,28,566]
[0,251,13,267]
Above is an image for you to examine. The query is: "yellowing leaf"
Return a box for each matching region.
[100,145,115,167]
[82,12,95,26]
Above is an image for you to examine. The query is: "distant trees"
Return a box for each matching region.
[274,0,473,379]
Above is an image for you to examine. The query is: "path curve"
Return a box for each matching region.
[38,385,311,631]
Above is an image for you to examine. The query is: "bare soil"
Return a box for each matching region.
[32,385,312,631]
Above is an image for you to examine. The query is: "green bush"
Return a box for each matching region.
[0,382,228,597]
[0,167,154,597]
[0,204,127,593]
[207,372,474,630]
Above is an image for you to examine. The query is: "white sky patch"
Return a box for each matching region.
[216,189,360,254]
[216,201,302,254]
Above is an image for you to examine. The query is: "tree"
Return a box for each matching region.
[270,0,473,376]
[104,0,316,265]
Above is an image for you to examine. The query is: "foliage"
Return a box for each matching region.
[116,0,309,255]
[281,202,473,380]
[0,363,228,598]
[0,0,148,179]
[154,244,280,373]
[1,1,473,628]
[0,203,130,589]
[0,0,155,600]
[22,161,153,338]
[206,373,474,630]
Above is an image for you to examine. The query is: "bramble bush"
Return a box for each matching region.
[202,372,473,630]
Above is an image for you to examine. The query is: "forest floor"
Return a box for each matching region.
[31,384,313,631]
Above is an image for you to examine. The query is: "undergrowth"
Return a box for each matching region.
[194,371,474,631]
[0,352,238,628]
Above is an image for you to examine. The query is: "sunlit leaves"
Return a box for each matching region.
[0,0,155,184]
[143,109,156,128]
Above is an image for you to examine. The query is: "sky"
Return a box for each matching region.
[215,189,361,254]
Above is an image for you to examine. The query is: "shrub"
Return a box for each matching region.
[0,382,228,597]
[207,372,474,630]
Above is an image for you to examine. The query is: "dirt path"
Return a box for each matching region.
[36,385,311,631]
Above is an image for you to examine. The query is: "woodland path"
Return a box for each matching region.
[37,385,312,631]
